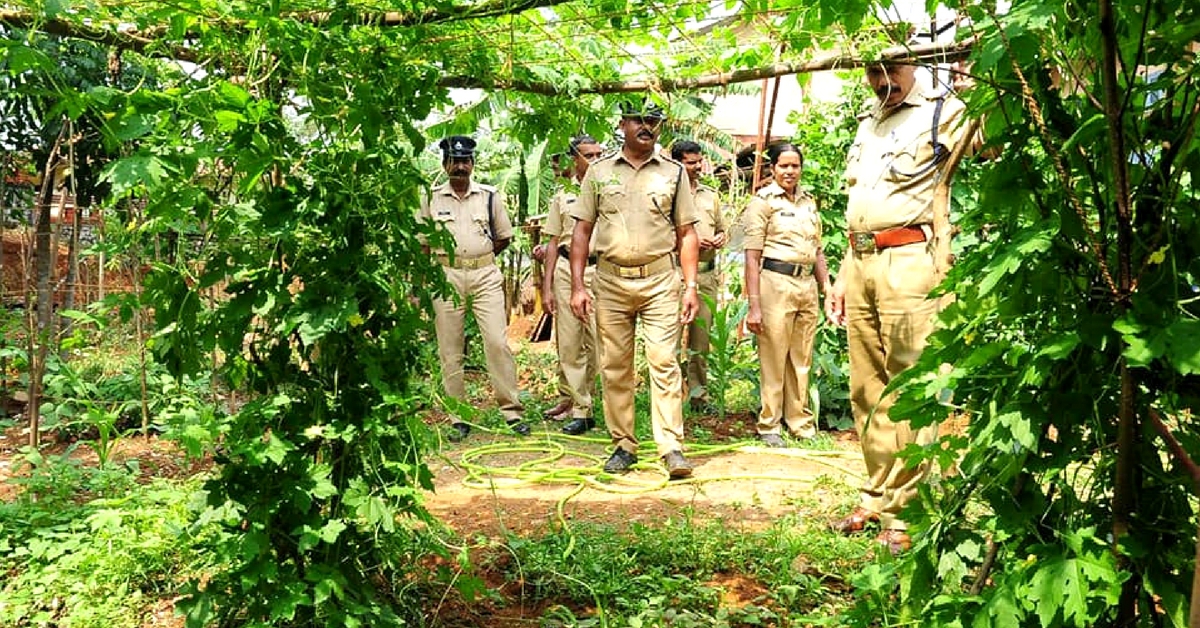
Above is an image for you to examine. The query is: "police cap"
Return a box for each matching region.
[618,100,666,121]
[439,135,477,159]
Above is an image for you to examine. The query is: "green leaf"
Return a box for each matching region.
[86,508,124,532]
[44,0,71,19]
[214,110,246,133]
[1037,331,1080,359]
[4,45,54,73]
[318,519,347,543]
[101,153,171,197]
[1164,319,1200,374]
[996,410,1036,451]
[974,585,1021,628]
[357,495,395,533]
[218,80,252,108]
[263,433,293,465]
[267,581,308,621]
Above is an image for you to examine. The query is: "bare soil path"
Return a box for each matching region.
[424,430,865,539]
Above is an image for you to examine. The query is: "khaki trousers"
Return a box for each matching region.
[755,270,819,438]
[844,243,939,530]
[684,269,719,403]
[432,264,524,422]
[594,267,685,457]
[553,257,598,419]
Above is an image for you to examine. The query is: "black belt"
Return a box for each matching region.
[761,257,813,277]
[697,260,717,273]
[558,245,597,266]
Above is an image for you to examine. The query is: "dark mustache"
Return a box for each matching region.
[875,84,899,98]
[637,131,654,139]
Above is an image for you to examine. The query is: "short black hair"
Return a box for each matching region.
[766,142,803,166]
[568,135,599,156]
[670,140,703,161]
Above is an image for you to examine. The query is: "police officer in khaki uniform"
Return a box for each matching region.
[419,136,530,441]
[541,135,606,435]
[569,101,701,478]
[825,64,978,552]
[670,140,727,412]
[743,143,830,448]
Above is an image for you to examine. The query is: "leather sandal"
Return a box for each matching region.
[829,507,881,535]
[876,529,911,555]
[542,399,573,419]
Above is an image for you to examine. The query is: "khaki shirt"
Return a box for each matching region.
[844,88,972,232]
[741,182,821,265]
[544,179,597,252]
[693,184,726,263]
[418,181,513,259]
[571,151,697,266]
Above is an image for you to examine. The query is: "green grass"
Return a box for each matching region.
[0,471,218,628]
[479,513,873,626]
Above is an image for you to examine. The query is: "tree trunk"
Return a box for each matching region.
[0,152,10,405]
[59,128,81,350]
[1098,0,1139,621]
[28,126,67,449]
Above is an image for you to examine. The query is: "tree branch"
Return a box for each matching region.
[1146,408,1200,491]
[439,37,977,94]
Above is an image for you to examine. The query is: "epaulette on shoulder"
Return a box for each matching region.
[476,182,498,193]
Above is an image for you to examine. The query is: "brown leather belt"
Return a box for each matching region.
[849,225,927,253]
[761,257,813,277]
[697,260,717,273]
[558,245,597,266]
[438,252,495,269]
[596,255,675,279]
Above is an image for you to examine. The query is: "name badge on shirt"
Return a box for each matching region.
[436,210,453,218]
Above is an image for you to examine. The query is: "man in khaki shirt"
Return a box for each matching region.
[569,101,701,478]
[540,135,606,435]
[825,64,977,552]
[670,140,727,412]
[419,135,529,441]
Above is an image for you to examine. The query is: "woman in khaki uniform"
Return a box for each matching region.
[742,143,830,448]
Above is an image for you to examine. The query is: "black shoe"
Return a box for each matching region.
[447,422,471,442]
[508,420,531,436]
[561,417,595,435]
[661,450,694,479]
[602,448,638,474]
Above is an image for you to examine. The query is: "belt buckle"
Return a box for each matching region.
[851,232,876,253]
[618,265,644,279]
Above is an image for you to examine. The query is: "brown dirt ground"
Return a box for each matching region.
[425,429,863,540]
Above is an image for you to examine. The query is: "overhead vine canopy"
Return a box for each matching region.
[2,0,969,97]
